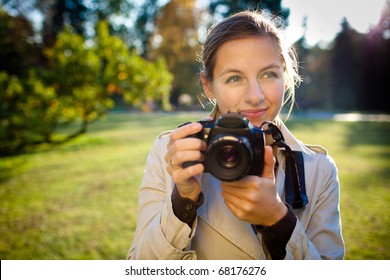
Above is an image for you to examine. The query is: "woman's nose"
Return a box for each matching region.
[244,80,265,104]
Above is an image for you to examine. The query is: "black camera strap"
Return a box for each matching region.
[261,122,308,209]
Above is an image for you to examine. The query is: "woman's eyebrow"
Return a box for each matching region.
[219,63,282,77]
[259,63,282,72]
[219,68,243,77]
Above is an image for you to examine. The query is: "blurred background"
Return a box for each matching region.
[0,0,389,260]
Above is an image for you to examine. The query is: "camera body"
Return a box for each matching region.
[183,113,265,181]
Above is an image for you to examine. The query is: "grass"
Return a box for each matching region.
[286,119,390,259]
[0,112,389,259]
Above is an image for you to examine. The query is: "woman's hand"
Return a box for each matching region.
[165,122,207,201]
[220,146,287,226]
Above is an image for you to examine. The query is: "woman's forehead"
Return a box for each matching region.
[213,36,282,74]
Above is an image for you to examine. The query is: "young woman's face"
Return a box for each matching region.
[202,35,286,127]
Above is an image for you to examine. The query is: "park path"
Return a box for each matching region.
[289,112,390,122]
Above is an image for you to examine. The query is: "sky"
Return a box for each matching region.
[282,0,388,46]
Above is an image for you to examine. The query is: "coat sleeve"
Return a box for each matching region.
[127,136,198,260]
[284,154,345,260]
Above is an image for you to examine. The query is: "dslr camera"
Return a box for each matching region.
[183,113,265,181]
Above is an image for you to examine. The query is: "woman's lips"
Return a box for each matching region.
[240,108,268,119]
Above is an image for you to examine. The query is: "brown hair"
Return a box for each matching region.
[200,10,301,119]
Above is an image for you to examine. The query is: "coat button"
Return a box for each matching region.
[185,203,193,211]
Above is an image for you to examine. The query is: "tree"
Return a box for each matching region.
[2,0,135,47]
[329,18,365,110]
[0,8,42,77]
[295,42,333,110]
[209,0,290,23]
[0,20,172,155]
[359,3,390,112]
[42,0,88,47]
[133,0,160,57]
[148,0,200,107]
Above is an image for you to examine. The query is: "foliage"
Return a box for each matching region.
[329,19,364,110]
[133,0,160,56]
[294,39,333,110]
[2,0,135,47]
[0,113,389,259]
[209,0,290,23]
[294,15,390,113]
[147,0,201,107]
[94,21,172,109]
[0,71,61,153]
[0,8,42,76]
[0,18,172,154]
[357,16,390,112]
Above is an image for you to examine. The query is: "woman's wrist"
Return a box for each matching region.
[261,202,288,227]
[254,204,297,259]
[171,186,204,227]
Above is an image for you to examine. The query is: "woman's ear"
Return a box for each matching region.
[200,72,214,100]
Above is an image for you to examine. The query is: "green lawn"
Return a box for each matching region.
[0,112,389,259]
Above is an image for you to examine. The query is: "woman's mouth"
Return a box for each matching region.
[240,108,268,119]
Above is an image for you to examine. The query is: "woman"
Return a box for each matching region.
[127,10,344,260]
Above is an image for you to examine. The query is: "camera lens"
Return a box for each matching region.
[219,145,240,168]
[205,135,253,181]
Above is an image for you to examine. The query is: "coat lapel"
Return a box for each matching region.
[197,173,263,259]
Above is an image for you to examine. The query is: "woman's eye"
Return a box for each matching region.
[262,71,277,79]
[226,75,242,83]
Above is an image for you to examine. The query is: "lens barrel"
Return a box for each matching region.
[205,135,253,181]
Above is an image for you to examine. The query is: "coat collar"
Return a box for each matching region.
[274,117,316,156]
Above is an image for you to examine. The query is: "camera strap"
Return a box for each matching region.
[261,122,308,209]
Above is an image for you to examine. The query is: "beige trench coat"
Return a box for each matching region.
[127,120,344,260]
